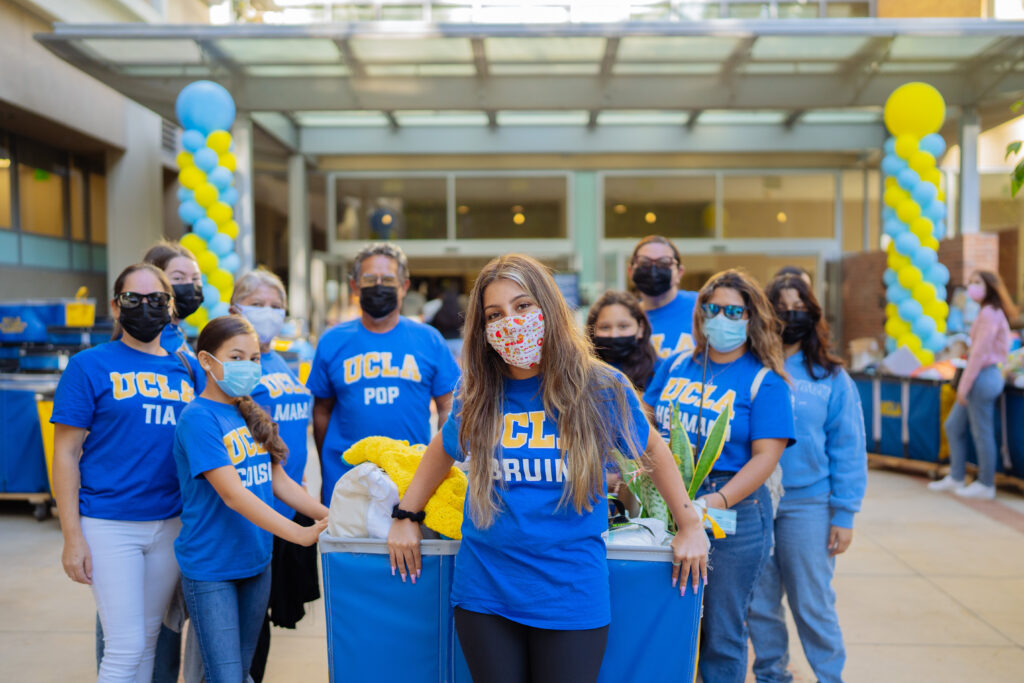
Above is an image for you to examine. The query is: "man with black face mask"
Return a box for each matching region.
[628,235,699,359]
[308,243,461,503]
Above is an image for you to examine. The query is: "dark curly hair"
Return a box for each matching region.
[766,274,843,380]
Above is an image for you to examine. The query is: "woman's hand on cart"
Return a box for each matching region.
[671,516,708,598]
[62,533,93,584]
[292,517,328,547]
[387,518,423,584]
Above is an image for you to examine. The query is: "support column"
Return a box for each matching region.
[958,108,980,235]
[571,171,601,306]
[287,154,310,323]
[104,101,163,294]
[232,115,256,272]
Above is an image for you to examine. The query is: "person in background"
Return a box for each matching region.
[229,268,317,682]
[388,254,707,683]
[52,264,202,682]
[143,241,205,362]
[309,243,461,504]
[174,315,328,683]
[644,269,795,683]
[748,274,867,683]
[774,265,812,289]
[929,270,1017,500]
[430,286,466,361]
[628,235,698,359]
[586,290,661,392]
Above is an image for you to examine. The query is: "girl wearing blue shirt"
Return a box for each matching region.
[748,274,867,683]
[52,263,202,682]
[388,254,708,683]
[586,290,661,391]
[643,269,795,683]
[230,268,317,681]
[143,241,205,366]
[174,315,328,683]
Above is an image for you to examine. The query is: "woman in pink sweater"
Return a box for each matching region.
[930,270,1017,499]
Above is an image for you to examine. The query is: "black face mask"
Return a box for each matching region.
[119,302,171,343]
[632,265,674,297]
[172,283,203,320]
[593,335,639,364]
[780,310,816,345]
[360,285,399,319]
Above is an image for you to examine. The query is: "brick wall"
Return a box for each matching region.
[997,229,1019,302]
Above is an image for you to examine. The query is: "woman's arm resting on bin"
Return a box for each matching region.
[271,463,330,520]
[387,431,455,583]
[53,424,91,584]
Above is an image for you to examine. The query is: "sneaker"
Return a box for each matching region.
[955,481,996,500]
[927,475,964,492]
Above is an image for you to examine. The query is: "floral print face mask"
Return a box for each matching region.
[485,307,545,369]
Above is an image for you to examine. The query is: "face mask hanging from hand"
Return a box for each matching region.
[780,310,816,345]
[704,315,749,353]
[207,355,262,397]
[239,305,286,345]
[120,302,171,343]
[360,285,399,319]
[486,308,545,369]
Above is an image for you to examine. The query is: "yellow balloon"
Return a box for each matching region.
[922,168,942,186]
[922,235,940,250]
[218,152,237,172]
[937,189,946,202]
[898,266,923,291]
[886,317,910,340]
[936,317,947,334]
[926,299,949,320]
[176,151,194,169]
[885,176,899,190]
[197,250,219,275]
[910,217,933,239]
[915,348,935,366]
[186,307,209,329]
[209,268,234,295]
[898,333,923,353]
[884,187,907,209]
[889,252,910,271]
[886,303,899,319]
[894,134,918,160]
[897,199,922,223]
[206,130,233,155]
[194,183,219,209]
[178,166,206,190]
[208,202,233,225]
[884,82,946,137]
[913,281,936,303]
[179,233,206,257]
[909,150,936,174]
[219,220,239,240]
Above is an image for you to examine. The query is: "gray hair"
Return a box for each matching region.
[232,267,287,307]
[353,242,409,282]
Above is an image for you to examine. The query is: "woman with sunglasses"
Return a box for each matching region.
[52,263,203,682]
[643,269,794,683]
[748,274,866,683]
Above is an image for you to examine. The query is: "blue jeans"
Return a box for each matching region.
[748,493,845,683]
[181,566,272,683]
[946,364,1004,487]
[96,616,181,682]
[697,475,773,683]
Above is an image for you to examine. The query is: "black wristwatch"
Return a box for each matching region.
[391,504,426,523]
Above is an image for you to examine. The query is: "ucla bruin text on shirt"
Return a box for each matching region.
[223,425,271,487]
[342,352,422,384]
[655,378,736,439]
[650,332,695,359]
[495,411,571,483]
[259,372,311,420]
[108,371,196,424]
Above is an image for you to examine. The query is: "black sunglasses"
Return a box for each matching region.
[117,291,171,309]
[701,303,746,321]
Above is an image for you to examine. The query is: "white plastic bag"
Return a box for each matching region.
[327,462,399,539]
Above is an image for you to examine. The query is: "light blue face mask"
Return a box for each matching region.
[704,315,749,353]
[208,354,262,397]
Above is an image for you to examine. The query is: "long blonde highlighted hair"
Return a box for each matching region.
[459,255,642,528]
[693,269,787,379]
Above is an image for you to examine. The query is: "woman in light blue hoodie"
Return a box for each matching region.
[748,274,867,683]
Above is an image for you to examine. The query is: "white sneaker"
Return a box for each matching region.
[927,475,964,492]
[955,481,996,500]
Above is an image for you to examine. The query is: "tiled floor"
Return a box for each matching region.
[2,467,1024,682]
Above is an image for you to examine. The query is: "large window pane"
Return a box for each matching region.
[336,176,446,241]
[842,169,880,252]
[455,176,566,239]
[18,163,65,237]
[722,173,834,239]
[0,143,10,229]
[604,175,715,238]
[90,173,107,244]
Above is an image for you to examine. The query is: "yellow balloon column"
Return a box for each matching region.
[879,83,951,366]
[174,81,241,333]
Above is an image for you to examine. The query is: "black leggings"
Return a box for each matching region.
[454,607,609,683]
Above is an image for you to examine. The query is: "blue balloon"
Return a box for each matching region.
[203,283,220,309]
[923,200,947,222]
[912,181,938,206]
[885,338,898,354]
[899,298,923,322]
[913,315,938,339]
[926,262,950,287]
[883,268,898,287]
[895,231,921,256]
[176,186,194,203]
[220,252,241,274]
[912,246,938,271]
[881,154,907,177]
[934,220,946,240]
[888,283,910,304]
[925,332,947,353]
[936,285,947,302]
[175,81,236,136]
[219,186,239,207]
[210,301,231,319]
[920,133,947,158]
[882,207,896,222]
[898,168,921,191]
[884,137,896,155]
[193,217,218,241]
[884,219,905,239]
[181,129,206,153]
[209,232,234,257]
[208,167,233,190]
[178,200,205,226]
[194,148,219,173]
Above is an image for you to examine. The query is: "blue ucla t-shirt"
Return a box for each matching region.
[160,323,206,394]
[51,341,201,521]
[173,397,274,581]
[252,350,312,518]
[442,371,649,630]
[644,351,795,473]
[307,317,461,502]
[646,290,698,360]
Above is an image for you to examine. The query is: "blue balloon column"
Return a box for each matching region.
[174,81,240,333]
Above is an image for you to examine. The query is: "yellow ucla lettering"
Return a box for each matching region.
[659,378,684,402]
[156,375,180,401]
[364,352,381,379]
[501,413,529,449]
[400,354,421,382]
[650,334,667,359]
[223,430,246,465]
[527,411,555,449]
[678,381,704,406]
[261,375,283,399]
[344,356,361,384]
[110,372,137,400]
[711,390,736,414]
[180,380,195,403]
[136,372,159,398]
[673,333,695,355]
[381,352,400,378]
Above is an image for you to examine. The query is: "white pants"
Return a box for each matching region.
[81,516,182,683]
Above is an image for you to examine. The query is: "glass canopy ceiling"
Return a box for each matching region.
[36,18,1024,134]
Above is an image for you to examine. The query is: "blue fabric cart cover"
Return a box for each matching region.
[0,389,49,493]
